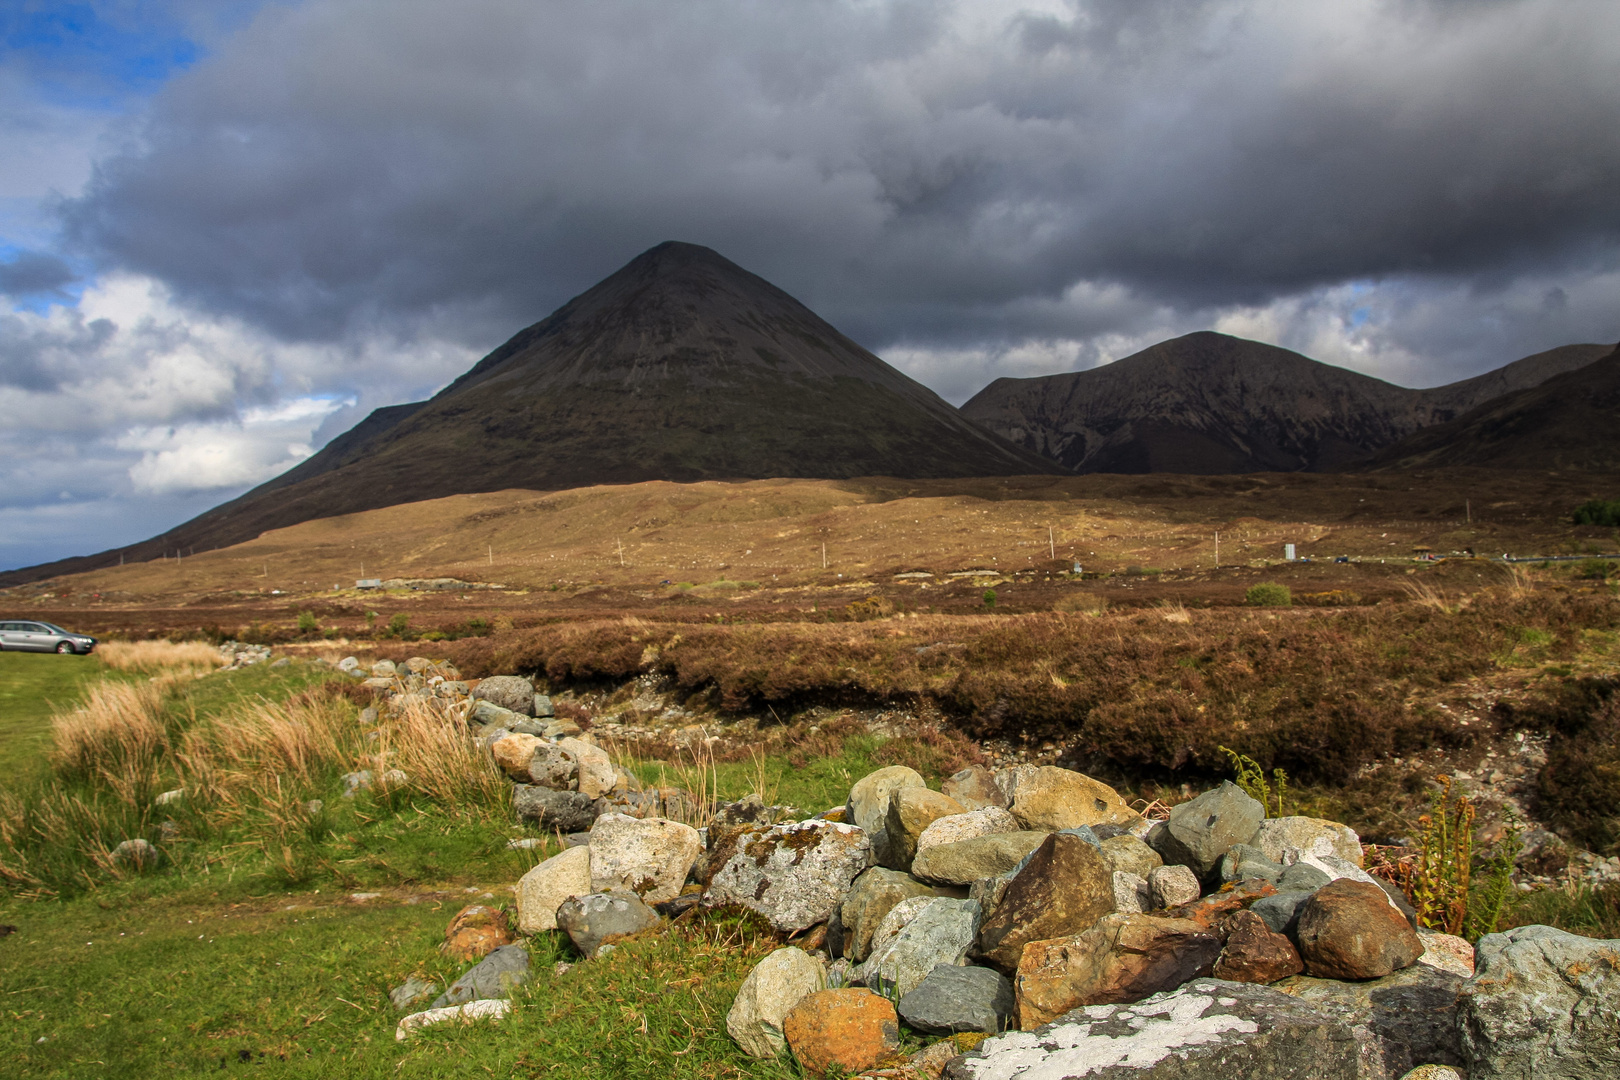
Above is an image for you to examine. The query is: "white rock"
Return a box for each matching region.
[1148,864,1201,909]
[588,813,702,904]
[726,946,826,1058]
[515,845,593,933]
[154,788,184,807]
[395,999,511,1040]
[1112,871,1151,915]
[917,807,1020,853]
[1249,817,1363,867]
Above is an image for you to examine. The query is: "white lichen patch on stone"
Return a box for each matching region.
[395,998,511,1041]
[955,987,1259,1079]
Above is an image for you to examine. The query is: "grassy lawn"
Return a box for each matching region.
[0,885,803,1080]
[0,653,127,779]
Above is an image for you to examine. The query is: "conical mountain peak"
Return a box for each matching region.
[5,243,1056,581]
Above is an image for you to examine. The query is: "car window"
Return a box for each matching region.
[0,622,17,631]
[23,623,49,632]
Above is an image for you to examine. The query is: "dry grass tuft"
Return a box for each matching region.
[364,697,510,811]
[1157,601,1192,624]
[174,693,356,818]
[96,639,222,674]
[49,681,170,805]
[1400,577,1456,614]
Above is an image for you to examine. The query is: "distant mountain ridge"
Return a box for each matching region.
[1357,343,1620,472]
[960,333,1611,474]
[1,242,1058,585]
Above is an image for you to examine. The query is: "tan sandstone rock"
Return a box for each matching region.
[884,788,966,869]
[942,766,1009,811]
[491,733,543,780]
[974,832,1117,973]
[1009,767,1138,832]
[514,845,593,933]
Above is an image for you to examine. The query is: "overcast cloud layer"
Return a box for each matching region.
[3,0,1619,570]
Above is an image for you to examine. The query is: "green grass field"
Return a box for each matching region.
[0,652,126,778]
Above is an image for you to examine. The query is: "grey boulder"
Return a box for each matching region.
[429,944,530,1008]
[943,978,1367,1080]
[841,867,936,961]
[1218,843,1285,885]
[1459,924,1620,1080]
[1276,963,1467,1077]
[471,675,535,716]
[1147,781,1265,878]
[512,784,600,832]
[898,964,1015,1035]
[556,891,661,959]
[389,976,439,1012]
[859,897,982,999]
[1278,860,1333,892]
[1249,889,1316,937]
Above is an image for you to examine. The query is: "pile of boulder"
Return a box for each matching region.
[218,641,272,669]
[390,744,1619,1079]
[348,670,1617,1076]
[339,655,473,714]
[467,675,738,834]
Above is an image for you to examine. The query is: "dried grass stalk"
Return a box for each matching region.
[96,639,222,674]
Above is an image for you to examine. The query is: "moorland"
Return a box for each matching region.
[2,469,1619,1076]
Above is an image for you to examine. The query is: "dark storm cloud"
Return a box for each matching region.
[54,0,1620,361]
[0,249,76,296]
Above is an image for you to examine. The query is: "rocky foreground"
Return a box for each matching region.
[341,661,1618,1079]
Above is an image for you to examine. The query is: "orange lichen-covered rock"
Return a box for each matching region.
[783,988,902,1077]
[440,904,514,962]
[1166,878,1278,930]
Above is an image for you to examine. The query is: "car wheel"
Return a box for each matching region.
[56,641,77,654]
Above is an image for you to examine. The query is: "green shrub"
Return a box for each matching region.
[1572,499,1620,527]
[296,610,319,634]
[1576,558,1615,581]
[982,588,997,608]
[1245,582,1292,607]
[383,613,412,639]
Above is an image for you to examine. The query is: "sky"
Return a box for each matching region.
[2,0,1618,571]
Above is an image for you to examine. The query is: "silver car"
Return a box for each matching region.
[0,620,97,654]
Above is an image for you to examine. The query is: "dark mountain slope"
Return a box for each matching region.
[960,332,1435,473]
[1,242,1057,585]
[1419,343,1611,416]
[961,332,1611,475]
[1356,344,1620,471]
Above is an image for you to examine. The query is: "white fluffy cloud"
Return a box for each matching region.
[0,273,474,568]
[120,396,350,494]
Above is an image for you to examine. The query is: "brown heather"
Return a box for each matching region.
[380,589,1617,785]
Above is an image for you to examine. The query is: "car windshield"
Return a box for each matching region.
[39,623,67,633]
